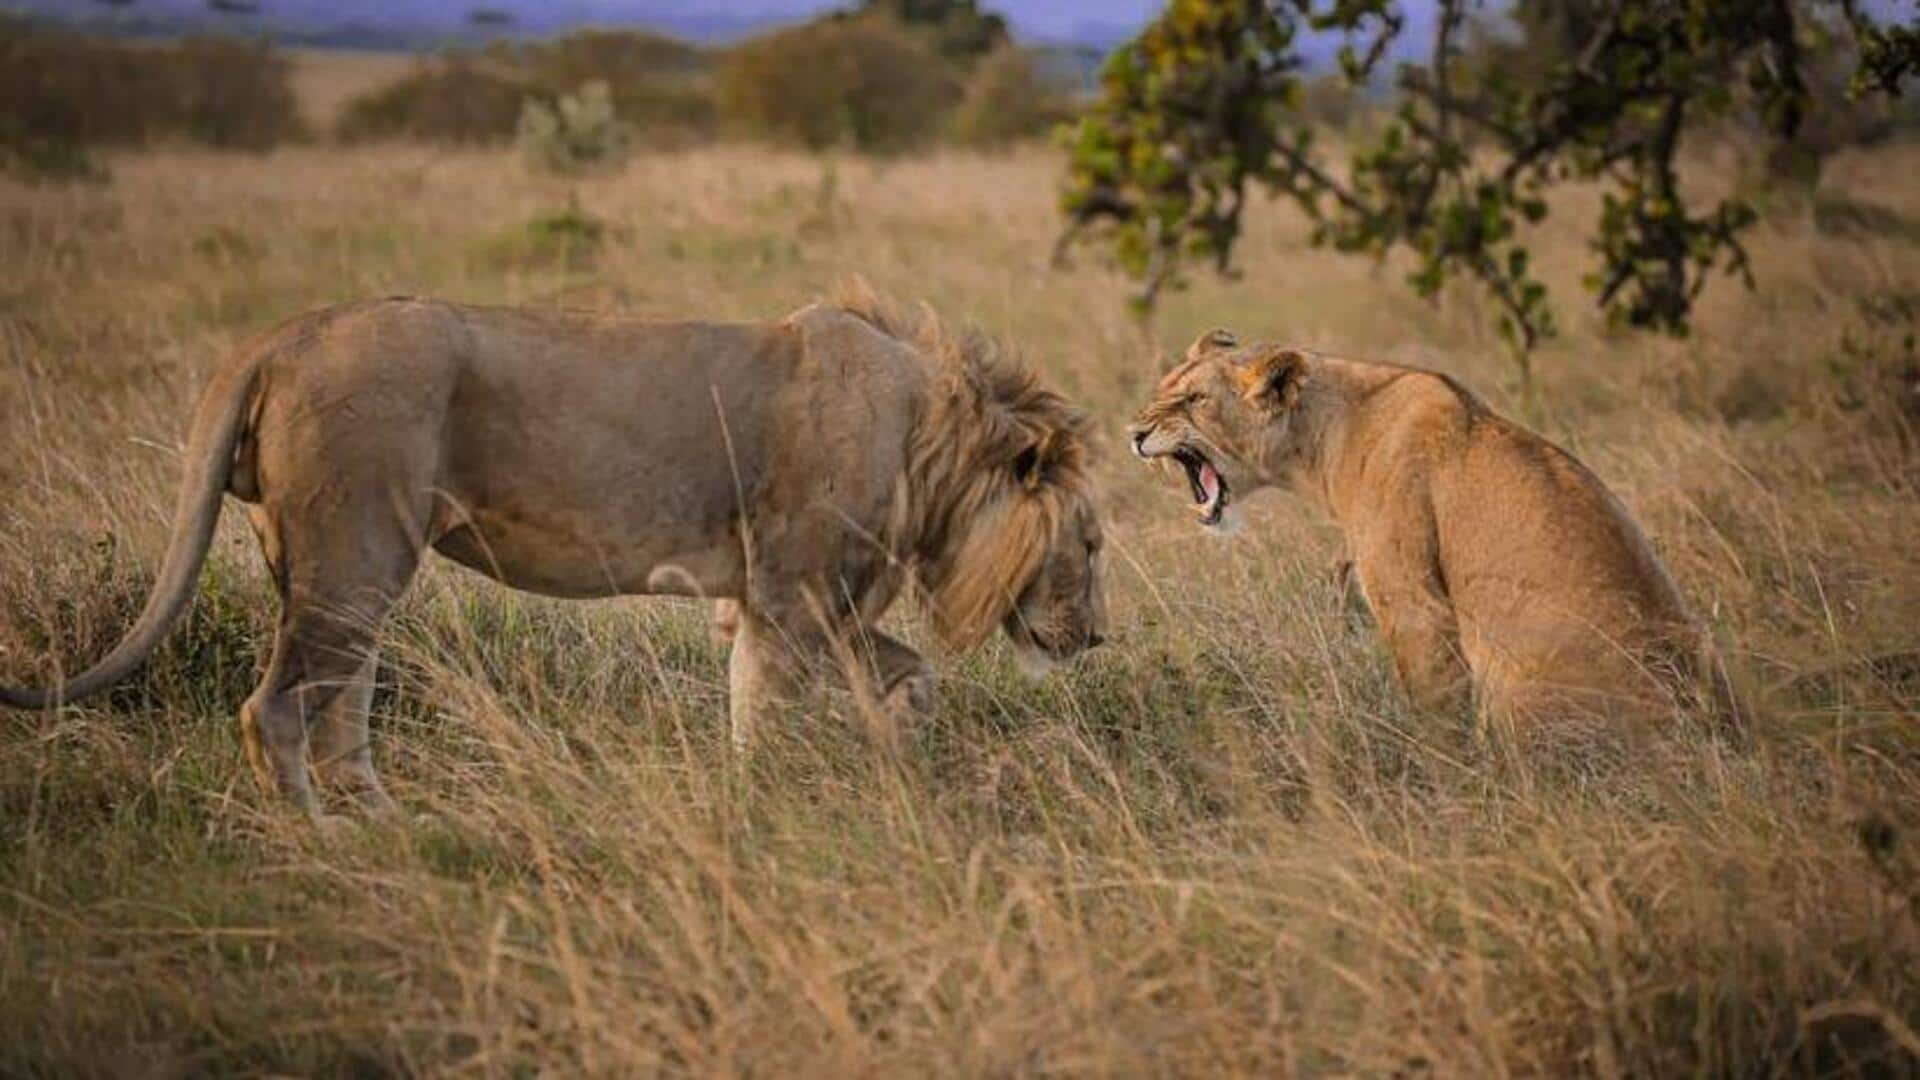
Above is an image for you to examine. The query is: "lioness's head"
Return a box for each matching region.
[1127,329,1315,531]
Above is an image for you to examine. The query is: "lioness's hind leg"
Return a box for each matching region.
[310,653,396,814]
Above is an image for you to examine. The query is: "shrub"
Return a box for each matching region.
[0,17,302,170]
[950,46,1070,146]
[517,81,630,174]
[718,15,960,152]
[1,18,148,150]
[472,199,609,270]
[0,133,107,184]
[340,30,716,145]
[494,29,718,141]
[856,0,1010,62]
[1294,72,1366,133]
[163,37,305,151]
[337,58,534,143]
[513,27,705,91]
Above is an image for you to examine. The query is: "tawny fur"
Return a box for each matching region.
[829,281,1096,650]
[1130,331,1740,730]
[1,287,1107,821]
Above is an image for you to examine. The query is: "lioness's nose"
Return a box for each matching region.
[1129,430,1148,457]
[1088,631,1106,648]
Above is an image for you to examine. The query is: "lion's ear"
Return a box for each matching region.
[1012,428,1066,491]
[1185,327,1239,363]
[1240,347,1306,410]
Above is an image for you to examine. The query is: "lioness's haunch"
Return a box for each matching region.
[0,288,1107,820]
[1129,330,1741,728]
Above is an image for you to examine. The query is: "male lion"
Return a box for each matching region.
[1128,329,1738,728]
[1,288,1107,820]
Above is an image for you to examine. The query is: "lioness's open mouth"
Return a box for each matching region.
[1172,446,1229,526]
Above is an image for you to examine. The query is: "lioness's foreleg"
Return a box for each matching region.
[1352,538,1469,711]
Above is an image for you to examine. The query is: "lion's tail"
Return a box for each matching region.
[1,359,259,710]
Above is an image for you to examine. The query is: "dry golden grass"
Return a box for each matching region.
[1,139,1917,1075]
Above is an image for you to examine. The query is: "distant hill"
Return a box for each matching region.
[9,0,1158,51]
[6,0,1429,67]
[4,0,830,49]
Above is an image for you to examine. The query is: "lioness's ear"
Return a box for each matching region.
[1185,327,1239,363]
[1240,347,1306,410]
[1012,428,1065,491]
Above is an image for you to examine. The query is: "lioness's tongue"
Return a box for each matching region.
[1199,462,1220,504]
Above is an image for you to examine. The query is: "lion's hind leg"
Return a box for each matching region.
[241,486,428,821]
[242,614,367,822]
[310,653,397,814]
[243,591,410,822]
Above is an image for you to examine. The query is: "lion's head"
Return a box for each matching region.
[1127,329,1315,531]
[993,439,1107,674]
[833,283,1107,671]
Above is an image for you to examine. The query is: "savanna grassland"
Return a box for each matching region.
[2,115,1918,1073]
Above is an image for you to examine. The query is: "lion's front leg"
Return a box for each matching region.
[710,598,742,648]
[726,610,802,753]
[863,630,935,725]
[725,606,933,751]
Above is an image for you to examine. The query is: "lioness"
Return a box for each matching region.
[1,288,1106,820]
[1129,330,1737,727]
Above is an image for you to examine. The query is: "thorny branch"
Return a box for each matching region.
[1055,0,1910,384]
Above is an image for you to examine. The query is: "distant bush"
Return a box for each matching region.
[950,46,1071,146]
[0,132,107,184]
[337,58,534,143]
[489,29,717,141]
[718,15,960,152]
[0,17,302,175]
[854,0,1010,62]
[164,37,305,151]
[518,81,630,173]
[1293,73,1367,133]
[472,199,611,271]
[339,30,715,145]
